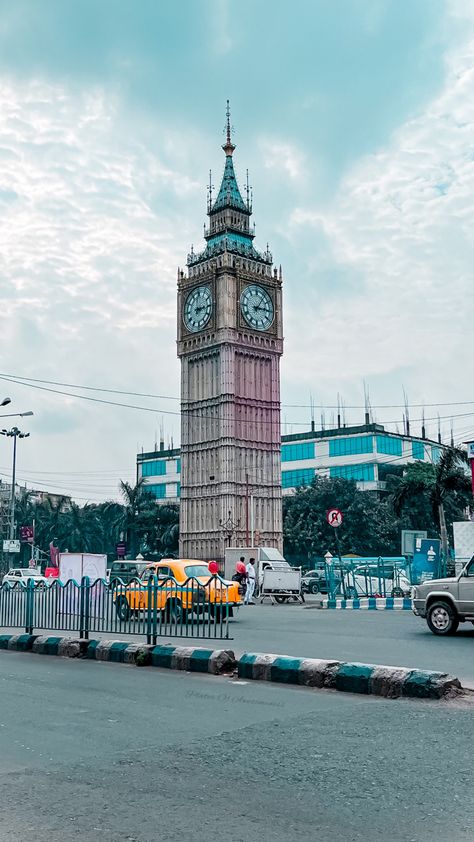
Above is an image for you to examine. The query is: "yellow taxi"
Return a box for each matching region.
[114,558,242,622]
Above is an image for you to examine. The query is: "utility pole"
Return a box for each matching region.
[0,427,31,560]
[245,473,249,547]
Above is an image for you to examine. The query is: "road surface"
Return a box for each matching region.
[0,652,473,841]
[2,602,473,684]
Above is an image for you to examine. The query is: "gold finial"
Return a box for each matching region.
[222,99,235,156]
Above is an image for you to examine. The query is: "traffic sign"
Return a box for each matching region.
[326,508,343,528]
[3,539,20,553]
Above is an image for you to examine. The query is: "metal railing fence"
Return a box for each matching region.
[323,558,412,600]
[0,574,237,643]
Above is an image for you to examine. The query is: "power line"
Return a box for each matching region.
[1,371,473,410]
[1,373,474,429]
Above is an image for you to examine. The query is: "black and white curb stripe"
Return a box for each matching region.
[238,653,461,699]
[311,597,413,610]
[0,635,462,699]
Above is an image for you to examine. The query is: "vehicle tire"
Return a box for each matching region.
[391,587,404,598]
[166,598,184,622]
[346,586,358,599]
[310,582,320,595]
[426,601,459,636]
[116,596,131,622]
[213,605,234,621]
[274,595,289,604]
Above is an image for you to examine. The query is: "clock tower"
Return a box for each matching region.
[177,104,283,560]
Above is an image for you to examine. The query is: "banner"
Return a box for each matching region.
[49,541,60,567]
[20,525,34,543]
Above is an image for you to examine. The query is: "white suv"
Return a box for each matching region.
[412,557,474,635]
[3,568,49,587]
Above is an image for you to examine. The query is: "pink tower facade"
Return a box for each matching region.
[177,105,283,560]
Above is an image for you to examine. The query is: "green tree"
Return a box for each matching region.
[391,448,472,560]
[283,476,400,561]
[119,479,168,558]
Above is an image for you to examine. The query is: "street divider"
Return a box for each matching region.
[310,597,413,610]
[238,652,461,698]
[0,635,462,699]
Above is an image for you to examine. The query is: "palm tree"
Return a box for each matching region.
[119,479,154,558]
[392,447,471,562]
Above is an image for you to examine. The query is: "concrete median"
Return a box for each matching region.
[0,634,464,699]
[238,652,462,699]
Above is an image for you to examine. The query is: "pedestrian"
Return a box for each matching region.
[244,557,256,604]
[232,559,247,586]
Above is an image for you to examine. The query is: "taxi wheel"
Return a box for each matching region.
[116,596,130,622]
[214,605,233,620]
[166,598,184,622]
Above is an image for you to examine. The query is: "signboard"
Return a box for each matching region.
[401,530,427,557]
[20,525,34,543]
[115,541,127,559]
[326,508,343,528]
[58,553,108,619]
[3,539,20,553]
[466,442,474,459]
[412,539,441,583]
[453,521,474,576]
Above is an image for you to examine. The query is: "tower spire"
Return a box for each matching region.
[222,99,235,157]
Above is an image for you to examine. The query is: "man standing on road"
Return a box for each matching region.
[244,557,256,604]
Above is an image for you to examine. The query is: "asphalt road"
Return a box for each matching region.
[229,602,474,686]
[2,600,474,685]
[0,653,473,842]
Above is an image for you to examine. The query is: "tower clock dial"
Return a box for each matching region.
[240,284,274,331]
[184,286,213,332]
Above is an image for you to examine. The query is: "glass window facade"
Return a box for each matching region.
[376,435,402,457]
[282,468,315,488]
[412,441,425,460]
[330,463,375,482]
[141,459,180,477]
[329,436,373,457]
[141,460,166,478]
[431,446,442,463]
[281,442,315,462]
[146,483,167,499]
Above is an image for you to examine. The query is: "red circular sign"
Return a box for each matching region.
[326,508,343,528]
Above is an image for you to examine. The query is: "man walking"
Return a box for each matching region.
[244,557,256,604]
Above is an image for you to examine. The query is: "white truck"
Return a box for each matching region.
[224,547,302,602]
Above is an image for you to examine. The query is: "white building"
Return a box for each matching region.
[137,422,444,504]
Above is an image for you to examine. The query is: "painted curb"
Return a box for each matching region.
[310,597,413,610]
[237,653,461,699]
[0,635,462,699]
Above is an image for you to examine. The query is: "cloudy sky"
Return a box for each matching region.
[0,0,472,501]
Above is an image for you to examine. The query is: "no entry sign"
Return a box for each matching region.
[327,508,343,528]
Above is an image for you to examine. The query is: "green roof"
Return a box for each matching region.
[211,154,247,213]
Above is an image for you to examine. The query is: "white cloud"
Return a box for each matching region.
[210,0,232,56]
[0,77,201,499]
[286,20,474,419]
[261,138,306,181]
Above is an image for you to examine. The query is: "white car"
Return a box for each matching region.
[3,568,49,587]
[343,565,411,598]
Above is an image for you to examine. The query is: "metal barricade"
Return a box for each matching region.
[0,574,235,642]
[326,558,412,600]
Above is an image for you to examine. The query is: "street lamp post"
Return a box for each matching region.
[0,426,31,544]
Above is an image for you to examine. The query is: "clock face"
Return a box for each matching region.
[184,286,213,332]
[240,284,274,331]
